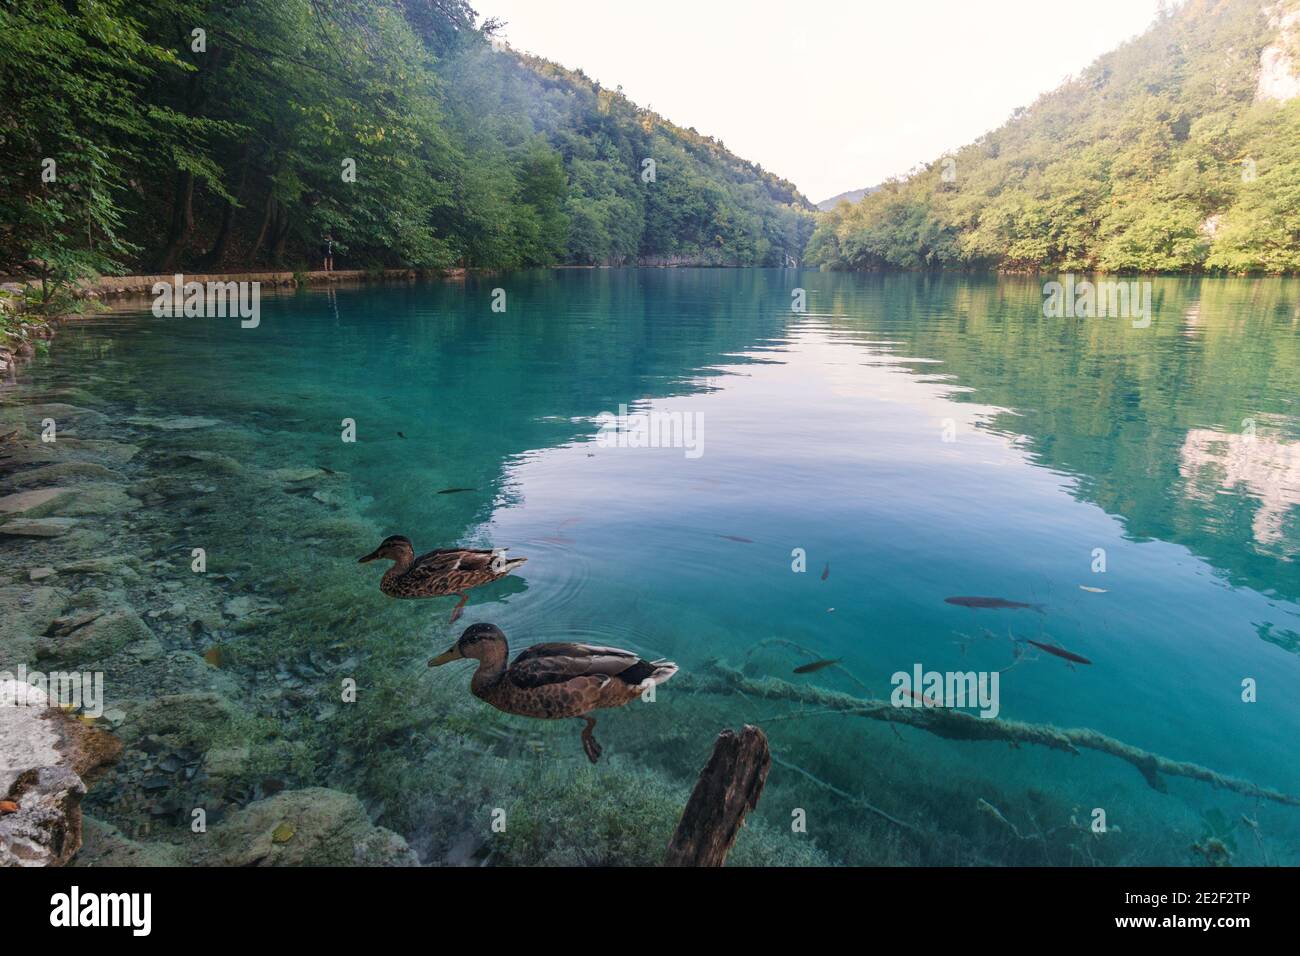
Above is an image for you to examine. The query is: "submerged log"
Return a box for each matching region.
[684,660,1300,809]
[665,725,771,867]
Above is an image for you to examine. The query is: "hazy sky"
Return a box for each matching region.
[478,0,1165,202]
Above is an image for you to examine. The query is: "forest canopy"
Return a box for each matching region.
[806,0,1300,275]
[0,0,815,283]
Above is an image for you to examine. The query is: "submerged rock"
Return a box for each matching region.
[195,788,418,866]
[73,816,185,867]
[0,585,67,666]
[268,466,325,484]
[0,487,75,517]
[125,415,220,431]
[37,608,154,662]
[60,555,143,581]
[56,484,139,517]
[0,517,78,538]
[0,461,123,489]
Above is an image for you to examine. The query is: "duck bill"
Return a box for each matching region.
[358,549,381,564]
[428,646,463,667]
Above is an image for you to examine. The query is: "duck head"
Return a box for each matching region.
[359,535,414,565]
[429,623,507,667]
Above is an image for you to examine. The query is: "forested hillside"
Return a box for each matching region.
[807,0,1300,274]
[0,0,814,287]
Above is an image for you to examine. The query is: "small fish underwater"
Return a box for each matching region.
[793,658,842,674]
[945,596,1044,613]
[1023,639,1092,665]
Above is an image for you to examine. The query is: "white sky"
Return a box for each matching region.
[478,0,1165,202]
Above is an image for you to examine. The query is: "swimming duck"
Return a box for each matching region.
[359,535,527,623]
[429,623,679,763]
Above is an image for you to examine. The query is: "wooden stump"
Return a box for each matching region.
[664,724,771,867]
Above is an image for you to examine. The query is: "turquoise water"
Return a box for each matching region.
[3,269,1299,865]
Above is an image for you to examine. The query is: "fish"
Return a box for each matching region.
[821,562,830,581]
[1025,639,1092,665]
[718,534,754,544]
[396,431,407,439]
[945,596,1044,613]
[437,487,476,494]
[903,688,940,707]
[0,800,18,815]
[792,658,841,674]
[1079,585,1108,593]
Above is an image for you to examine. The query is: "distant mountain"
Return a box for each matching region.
[816,186,879,211]
[807,0,1300,274]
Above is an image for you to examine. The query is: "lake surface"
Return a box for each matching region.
[3,269,1298,865]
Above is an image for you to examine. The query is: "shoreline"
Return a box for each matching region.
[0,268,467,383]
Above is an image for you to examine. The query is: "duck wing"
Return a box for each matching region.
[399,548,497,587]
[508,642,645,689]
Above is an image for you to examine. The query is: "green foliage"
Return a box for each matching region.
[0,0,813,279]
[808,0,1300,275]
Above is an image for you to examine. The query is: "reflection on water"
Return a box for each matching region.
[1179,426,1300,553]
[2,269,1298,866]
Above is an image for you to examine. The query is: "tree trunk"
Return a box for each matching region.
[199,150,249,270]
[270,204,291,266]
[664,725,771,867]
[250,190,275,264]
[155,170,194,272]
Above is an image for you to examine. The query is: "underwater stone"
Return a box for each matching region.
[268,466,325,484]
[0,462,123,488]
[0,517,78,537]
[72,816,185,867]
[125,415,220,431]
[38,609,154,661]
[195,788,418,867]
[222,595,280,620]
[55,484,139,517]
[0,487,76,516]
[0,585,68,667]
[60,555,143,581]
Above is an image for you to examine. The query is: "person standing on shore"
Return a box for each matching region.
[321,234,334,273]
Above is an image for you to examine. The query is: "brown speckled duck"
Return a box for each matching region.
[429,623,678,763]
[359,535,527,623]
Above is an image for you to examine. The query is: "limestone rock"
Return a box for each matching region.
[197,788,418,867]
[125,415,220,431]
[268,466,324,484]
[0,487,75,516]
[37,608,154,661]
[58,484,139,517]
[60,554,143,581]
[73,816,185,867]
[0,462,123,488]
[0,679,123,867]
[0,517,78,538]
[0,585,68,667]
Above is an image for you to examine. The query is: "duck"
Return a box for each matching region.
[429,623,678,763]
[359,535,527,623]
